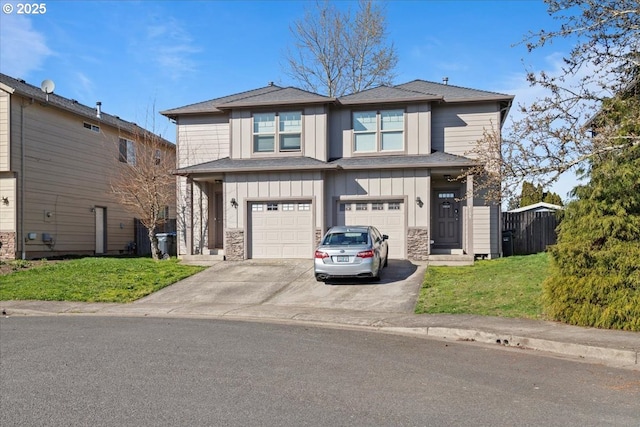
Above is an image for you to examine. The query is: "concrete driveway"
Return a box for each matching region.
[136,259,425,314]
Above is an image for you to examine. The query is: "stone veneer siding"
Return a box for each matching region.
[225,229,244,261]
[407,227,429,261]
[315,229,324,247]
[0,232,16,260]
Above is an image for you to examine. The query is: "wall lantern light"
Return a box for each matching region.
[230,198,238,208]
[416,196,424,207]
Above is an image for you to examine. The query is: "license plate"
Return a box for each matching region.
[336,256,349,263]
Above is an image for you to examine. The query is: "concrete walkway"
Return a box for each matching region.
[2,259,638,370]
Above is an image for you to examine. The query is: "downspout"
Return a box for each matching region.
[20,100,33,260]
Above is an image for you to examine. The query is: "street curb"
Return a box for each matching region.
[381,326,639,367]
[2,305,638,369]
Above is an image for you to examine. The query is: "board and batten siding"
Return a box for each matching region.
[224,171,324,230]
[324,169,430,228]
[230,108,328,161]
[177,114,229,167]
[431,102,501,157]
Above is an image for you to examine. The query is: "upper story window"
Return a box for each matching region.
[253,112,302,153]
[119,138,136,165]
[84,122,100,132]
[353,109,404,153]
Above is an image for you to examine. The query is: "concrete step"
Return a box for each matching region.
[179,254,224,265]
[427,254,474,266]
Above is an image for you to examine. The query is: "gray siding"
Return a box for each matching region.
[431,102,501,156]
[177,114,229,167]
[324,169,430,228]
[224,171,324,229]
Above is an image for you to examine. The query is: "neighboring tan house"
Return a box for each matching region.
[161,80,513,264]
[0,73,176,260]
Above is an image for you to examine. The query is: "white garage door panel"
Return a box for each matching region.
[250,202,313,259]
[337,201,406,259]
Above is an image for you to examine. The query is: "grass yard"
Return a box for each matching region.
[0,257,206,303]
[415,252,549,319]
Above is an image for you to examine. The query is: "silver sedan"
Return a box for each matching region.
[314,225,389,282]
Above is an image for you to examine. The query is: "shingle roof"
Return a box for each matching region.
[0,73,170,144]
[161,85,334,117]
[329,152,479,169]
[336,85,441,105]
[175,156,338,174]
[175,151,478,175]
[394,80,513,103]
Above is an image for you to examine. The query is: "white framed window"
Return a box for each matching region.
[372,202,384,211]
[298,203,311,211]
[84,122,100,132]
[353,109,404,153]
[253,112,302,153]
[388,202,401,211]
[267,203,279,211]
[252,204,264,212]
[119,138,136,165]
[282,203,295,211]
[356,203,368,211]
[439,192,455,199]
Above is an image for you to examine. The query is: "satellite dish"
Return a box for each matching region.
[41,79,55,94]
[41,79,55,101]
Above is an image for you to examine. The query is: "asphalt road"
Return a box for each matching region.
[1,317,638,426]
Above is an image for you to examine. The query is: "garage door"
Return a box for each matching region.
[337,200,406,259]
[249,201,314,259]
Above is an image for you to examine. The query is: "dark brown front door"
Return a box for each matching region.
[433,191,460,248]
[214,192,223,248]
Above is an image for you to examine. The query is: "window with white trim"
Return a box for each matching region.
[252,204,264,212]
[253,112,302,153]
[267,203,279,211]
[84,122,100,132]
[282,203,295,211]
[298,203,311,211]
[353,109,404,153]
[119,138,136,165]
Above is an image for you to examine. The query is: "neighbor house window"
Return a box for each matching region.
[84,122,100,132]
[119,138,136,165]
[253,112,302,153]
[353,109,404,153]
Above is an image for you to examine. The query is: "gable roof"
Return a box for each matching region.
[0,73,171,146]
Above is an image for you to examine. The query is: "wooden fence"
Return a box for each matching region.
[502,211,560,255]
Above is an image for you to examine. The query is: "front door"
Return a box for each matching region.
[432,191,460,249]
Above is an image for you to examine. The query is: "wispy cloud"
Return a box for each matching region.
[0,15,53,77]
[138,16,201,80]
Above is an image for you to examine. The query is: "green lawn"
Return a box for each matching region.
[415,252,549,319]
[0,257,205,303]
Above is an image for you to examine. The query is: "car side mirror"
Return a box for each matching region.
[382,234,389,240]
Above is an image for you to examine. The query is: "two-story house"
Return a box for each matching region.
[161,80,513,264]
[0,73,176,260]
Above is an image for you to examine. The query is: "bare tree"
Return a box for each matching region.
[493,0,640,198]
[284,0,398,97]
[110,124,175,260]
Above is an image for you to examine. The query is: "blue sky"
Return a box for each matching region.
[0,0,577,198]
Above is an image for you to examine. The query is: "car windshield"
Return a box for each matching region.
[323,232,369,245]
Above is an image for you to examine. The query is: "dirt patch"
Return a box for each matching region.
[0,259,62,276]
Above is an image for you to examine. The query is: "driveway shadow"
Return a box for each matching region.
[323,260,418,286]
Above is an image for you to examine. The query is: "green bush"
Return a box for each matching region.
[542,115,640,331]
